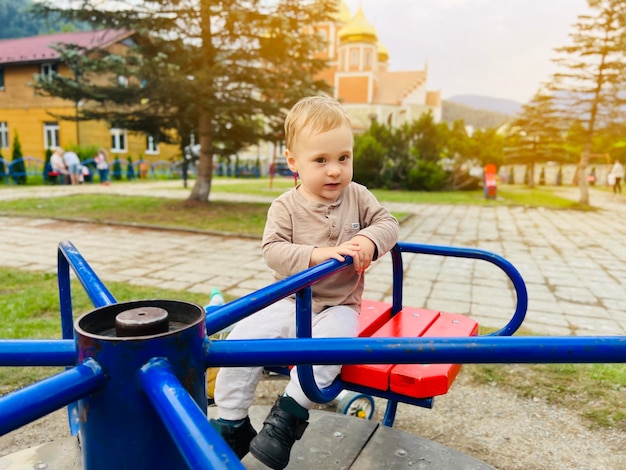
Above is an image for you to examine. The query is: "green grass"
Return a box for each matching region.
[0,195,272,236]
[210,178,587,210]
[0,181,586,238]
[0,268,214,393]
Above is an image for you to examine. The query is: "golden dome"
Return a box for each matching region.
[332,1,351,24]
[377,41,389,62]
[338,6,377,44]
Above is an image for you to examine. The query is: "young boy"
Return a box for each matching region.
[211,96,399,469]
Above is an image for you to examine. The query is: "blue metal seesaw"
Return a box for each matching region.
[0,240,624,469]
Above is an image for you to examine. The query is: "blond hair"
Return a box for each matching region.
[284,96,352,150]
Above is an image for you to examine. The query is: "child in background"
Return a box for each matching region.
[211,96,399,469]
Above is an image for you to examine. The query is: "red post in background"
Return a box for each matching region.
[484,164,497,200]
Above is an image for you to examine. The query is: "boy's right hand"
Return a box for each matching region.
[310,242,361,267]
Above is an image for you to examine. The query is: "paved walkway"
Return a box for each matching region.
[0,181,624,336]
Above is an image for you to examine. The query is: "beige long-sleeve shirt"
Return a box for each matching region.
[262,182,400,313]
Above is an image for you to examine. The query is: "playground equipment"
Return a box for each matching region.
[0,240,624,469]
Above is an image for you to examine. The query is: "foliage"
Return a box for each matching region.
[112,158,122,181]
[10,133,26,185]
[354,113,503,191]
[32,0,336,203]
[353,133,386,188]
[127,156,135,180]
[505,91,565,188]
[0,0,87,39]
[549,0,626,204]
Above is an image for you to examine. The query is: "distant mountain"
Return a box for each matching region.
[446,95,523,117]
[442,100,513,130]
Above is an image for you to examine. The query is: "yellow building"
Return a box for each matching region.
[319,2,441,131]
[0,30,178,162]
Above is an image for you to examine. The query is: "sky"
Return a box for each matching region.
[343,0,590,104]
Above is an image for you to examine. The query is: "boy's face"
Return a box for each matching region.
[285,122,354,204]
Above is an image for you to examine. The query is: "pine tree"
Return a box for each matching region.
[505,90,565,188]
[33,0,334,202]
[549,0,626,204]
[126,156,135,180]
[0,148,6,182]
[11,133,26,185]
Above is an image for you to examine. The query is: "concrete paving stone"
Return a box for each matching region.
[557,300,614,318]
[569,318,624,336]
[225,287,260,299]
[552,286,597,304]
[471,285,516,305]
[519,322,573,336]
[113,267,157,279]
[1,183,624,339]
[151,280,192,291]
[523,310,571,328]
[425,298,471,315]
[431,281,471,301]
[526,298,564,315]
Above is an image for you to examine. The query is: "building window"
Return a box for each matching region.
[41,63,58,80]
[43,122,60,149]
[110,128,127,153]
[350,49,358,67]
[365,50,372,68]
[146,134,159,154]
[0,122,8,148]
[0,68,4,90]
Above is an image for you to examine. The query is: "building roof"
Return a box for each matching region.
[0,29,133,66]
[332,1,352,24]
[338,6,377,44]
[373,70,426,105]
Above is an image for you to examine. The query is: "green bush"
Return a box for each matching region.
[406,160,448,191]
[353,134,386,188]
[11,133,26,185]
[127,156,135,180]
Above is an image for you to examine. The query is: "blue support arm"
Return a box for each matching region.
[58,240,118,339]
[0,359,106,436]
[0,340,76,366]
[205,336,626,368]
[138,358,244,470]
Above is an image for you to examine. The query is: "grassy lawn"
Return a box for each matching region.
[0,181,588,237]
[0,268,213,393]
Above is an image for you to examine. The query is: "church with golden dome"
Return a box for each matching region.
[316,2,441,131]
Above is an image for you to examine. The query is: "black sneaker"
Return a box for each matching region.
[249,397,309,470]
[209,416,257,459]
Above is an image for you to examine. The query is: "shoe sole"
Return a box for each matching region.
[249,441,287,470]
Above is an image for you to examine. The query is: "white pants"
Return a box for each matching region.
[214,299,359,421]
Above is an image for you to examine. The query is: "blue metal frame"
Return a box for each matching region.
[0,240,624,469]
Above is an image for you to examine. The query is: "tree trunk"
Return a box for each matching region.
[188,108,213,202]
[578,145,590,205]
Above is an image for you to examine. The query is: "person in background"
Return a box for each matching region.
[610,159,624,194]
[50,148,68,184]
[210,96,399,469]
[95,148,110,185]
[62,149,81,185]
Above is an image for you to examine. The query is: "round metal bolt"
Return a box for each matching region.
[115,306,169,337]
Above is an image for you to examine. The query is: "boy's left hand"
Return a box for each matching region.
[350,235,376,273]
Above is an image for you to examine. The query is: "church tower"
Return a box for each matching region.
[335,6,378,104]
[314,2,441,131]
